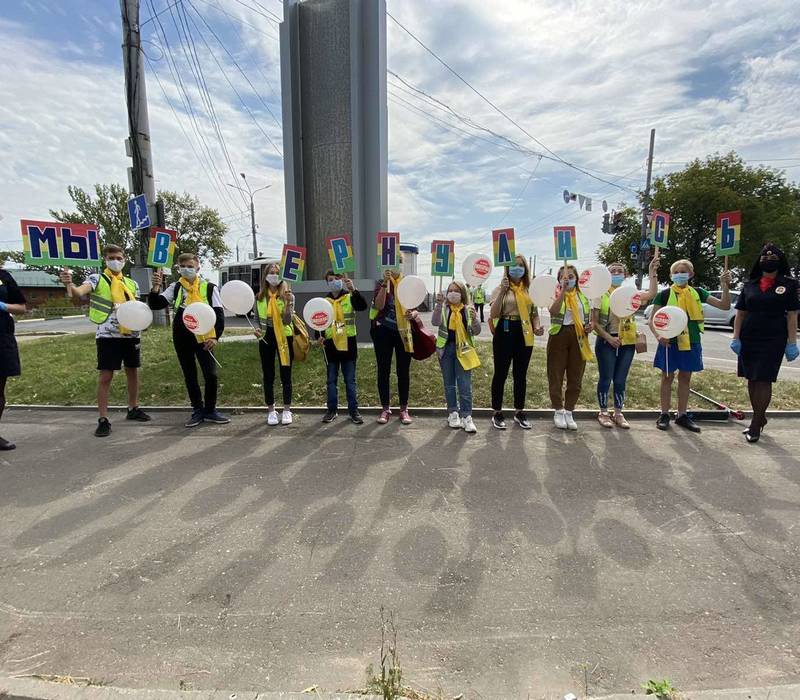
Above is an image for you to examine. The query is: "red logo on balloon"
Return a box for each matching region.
[473,259,491,278]
[630,292,642,311]
[311,311,329,328]
[579,270,592,286]
[183,313,199,331]
[653,310,670,330]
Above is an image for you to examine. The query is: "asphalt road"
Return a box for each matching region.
[1,410,799,698]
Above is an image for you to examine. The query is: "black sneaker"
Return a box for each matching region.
[203,410,231,424]
[127,406,151,422]
[0,436,16,451]
[185,409,205,428]
[656,412,670,430]
[514,411,531,429]
[349,412,364,425]
[675,413,701,433]
[95,418,111,437]
[491,412,506,430]
[322,411,338,423]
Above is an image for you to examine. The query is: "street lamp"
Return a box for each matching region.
[227,174,271,260]
[234,233,251,262]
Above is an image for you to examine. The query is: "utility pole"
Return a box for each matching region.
[635,128,656,290]
[228,174,271,260]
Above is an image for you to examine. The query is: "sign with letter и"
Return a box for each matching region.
[147,228,178,268]
[716,211,741,256]
[492,228,515,266]
[430,240,455,277]
[280,244,306,282]
[21,219,102,267]
[553,226,577,261]
[649,210,670,248]
[127,194,151,230]
[377,232,400,271]
[326,234,355,274]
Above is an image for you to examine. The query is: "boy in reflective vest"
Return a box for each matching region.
[320,270,368,424]
[472,284,486,322]
[149,253,228,428]
[60,244,151,437]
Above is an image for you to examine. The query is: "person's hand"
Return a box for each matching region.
[500,277,509,291]
[658,336,671,347]
[730,339,742,355]
[202,338,217,351]
[383,270,392,285]
[316,337,326,347]
[436,292,444,304]
[648,256,661,275]
[151,269,163,291]
[253,329,264,339]
[607,336,622,350]
[785,343,799,362]
[282,288,293,303]
[584,322,595,334]
[343,276,354,292]
[405,309,418,320]
[533,325,544,336]
[60,268,73,287]
[721,270,733,288]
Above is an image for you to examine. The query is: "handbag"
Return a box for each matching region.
[410,317,436,360]
[635,331,648,354]
[291,313,310,362]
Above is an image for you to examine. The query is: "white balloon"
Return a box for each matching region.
[220,280,255,315]
[183,301,217,335]
[303,297,334,332]
[116,300,153,332]
[609,286,643,318]
[578,265,613,299]
[652,306,688,339]
[396,275,427,309]
[462,253,493,287]
[530,274,558,308]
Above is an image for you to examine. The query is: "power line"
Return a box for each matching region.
[495,156,542,227]
[229,0,280,25]
[194,0,277,39]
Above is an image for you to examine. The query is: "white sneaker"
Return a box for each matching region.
[448,411,462,429]
[281,409,293,425]
[564,410,578,430]
[267,410,279,426]
[462,416,477,433]
[554,409,567,430]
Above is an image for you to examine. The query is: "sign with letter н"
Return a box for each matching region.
[716,211,741,256]
[553,226,578,261]
[326,234,355,274]
[147,227,178,268]
[649,210,670,249]
[21,219,102,267]
[377,232,400,271]
[492,228,515,266]
[280,244,306,282]
[430,240,455,277]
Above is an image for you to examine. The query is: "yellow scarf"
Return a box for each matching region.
[608,287,638,346]
[267,290,291,366]
[447,304,481,370]
[179,277,216,343]
[105,267,133,335]
[564,289,594,361]
[670,284,703,351]
[509,281,535,347]
[329,294,349,352]
[390,275,414,353]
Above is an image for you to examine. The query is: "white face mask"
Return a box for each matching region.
[266,273,280,287]
[179,267,197,281]
[106,259,124,272]
[446,291,462,304]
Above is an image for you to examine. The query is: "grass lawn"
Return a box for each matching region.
[10,328,800,410]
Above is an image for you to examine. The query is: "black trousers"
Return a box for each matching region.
[491,319,533,411]
[475,303,485,322]
[174,329,218,411]
[259,333,293,406]
[371,323,412,408]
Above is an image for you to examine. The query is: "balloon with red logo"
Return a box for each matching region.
[652,306,688,339]
[303,297,334,332]
[609,286,643,318]
[183,302,216,335]
[578,265,612,299]
[462,253,493,287]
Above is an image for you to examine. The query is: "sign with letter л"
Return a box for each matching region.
[492,228,515,267]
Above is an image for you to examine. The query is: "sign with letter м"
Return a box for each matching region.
[649,210,670,249]
[430,240,455,277]
[280,244,306,282]
[326,234,355,274]
[492,228,515,267]
[377,232,400,271]
[127,194,151,230]
[147,228,178,268]
[21,219,102,268]
[553,226,577,261]
[716,211,741,256]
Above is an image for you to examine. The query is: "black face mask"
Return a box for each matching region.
[761,259,780,273]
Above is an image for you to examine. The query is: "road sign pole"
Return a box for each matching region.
[636,128,656,290]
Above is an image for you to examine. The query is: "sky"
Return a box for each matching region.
[1,0,799,291]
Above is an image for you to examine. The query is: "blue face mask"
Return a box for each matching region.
[508,266,525,280]
[564,278,576,290]
[610,274,625,287]
[671,272,690,286]
[328,279,343,293]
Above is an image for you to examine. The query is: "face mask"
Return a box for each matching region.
[508,266,525,280]
[266,274,280,287]
[447,291,462,305]
[761,259,779,273]
[564,278,576,290]
[328,279,344,293]
[106,259,124,273]
[179,267,197,281]
[671,272,690,286]
[610,274,625,287]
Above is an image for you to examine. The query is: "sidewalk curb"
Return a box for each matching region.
[594,684,800,699]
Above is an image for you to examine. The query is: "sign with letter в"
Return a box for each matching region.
[649,210,670,248]
[430,240,455,277]
[280,244,306,282]
[326,234,355,274]
[553,226,578,261]
[377,232,400,271]
[127,194,151,230]
[20,219,101,267]
[716,211,741,256]
[492,228,515,266]
[147,227,178,268]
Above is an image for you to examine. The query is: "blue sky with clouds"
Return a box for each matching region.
[1,0,799,289]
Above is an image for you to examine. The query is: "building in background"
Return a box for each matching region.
[6,270,66,308]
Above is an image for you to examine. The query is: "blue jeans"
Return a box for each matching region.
[327,359,358,414]
[595,337,635,410]
[439,342,473,416]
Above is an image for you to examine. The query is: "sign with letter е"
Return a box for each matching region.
[147,228,178,268]
[716,211,741,256]
[326,234,355,274]
[553,226,578,261]
[377,232,400,271]
[280,244,306,282]
[492,228,515,266]
[649,210,670,248]
[430,240,455,277]
[20,219,102,267]
[127,194,151,230]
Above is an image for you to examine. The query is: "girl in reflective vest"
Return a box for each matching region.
[432,280,482,433]
[547,264,594,431]
[649,259,731,433]
[593,257,659,429]
[254,262,295,426]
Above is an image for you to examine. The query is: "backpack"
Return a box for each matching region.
[291,313,310,362]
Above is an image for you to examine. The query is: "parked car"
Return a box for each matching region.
[644,290,740,327]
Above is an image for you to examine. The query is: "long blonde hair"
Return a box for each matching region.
[257,262,290,300]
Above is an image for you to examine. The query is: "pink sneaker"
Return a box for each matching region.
[377,408,392,424]
[399,408,413,425]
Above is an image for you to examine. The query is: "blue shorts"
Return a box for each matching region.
[654,342,703,373]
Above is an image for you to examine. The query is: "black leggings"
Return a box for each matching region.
[259,333,293,406]
[491,320,533,411]
[0,376,6,421]
[174,330,218,411]
[747,380,772,434]
[371,324,412,408]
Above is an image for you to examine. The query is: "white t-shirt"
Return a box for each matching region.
[87,273,141,339]
[159,280,223,309]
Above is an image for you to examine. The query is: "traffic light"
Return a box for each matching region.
[612,211,622,233]
[602,214,610,234]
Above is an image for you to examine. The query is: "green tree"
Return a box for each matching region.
[596,205,643,272]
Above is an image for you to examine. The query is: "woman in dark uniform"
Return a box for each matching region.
[731,244,799,443]
[0,265,28,450]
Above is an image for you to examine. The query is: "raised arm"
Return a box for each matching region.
[60,268,92,300]
[639,256,661,304]
[706,270,732,310]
